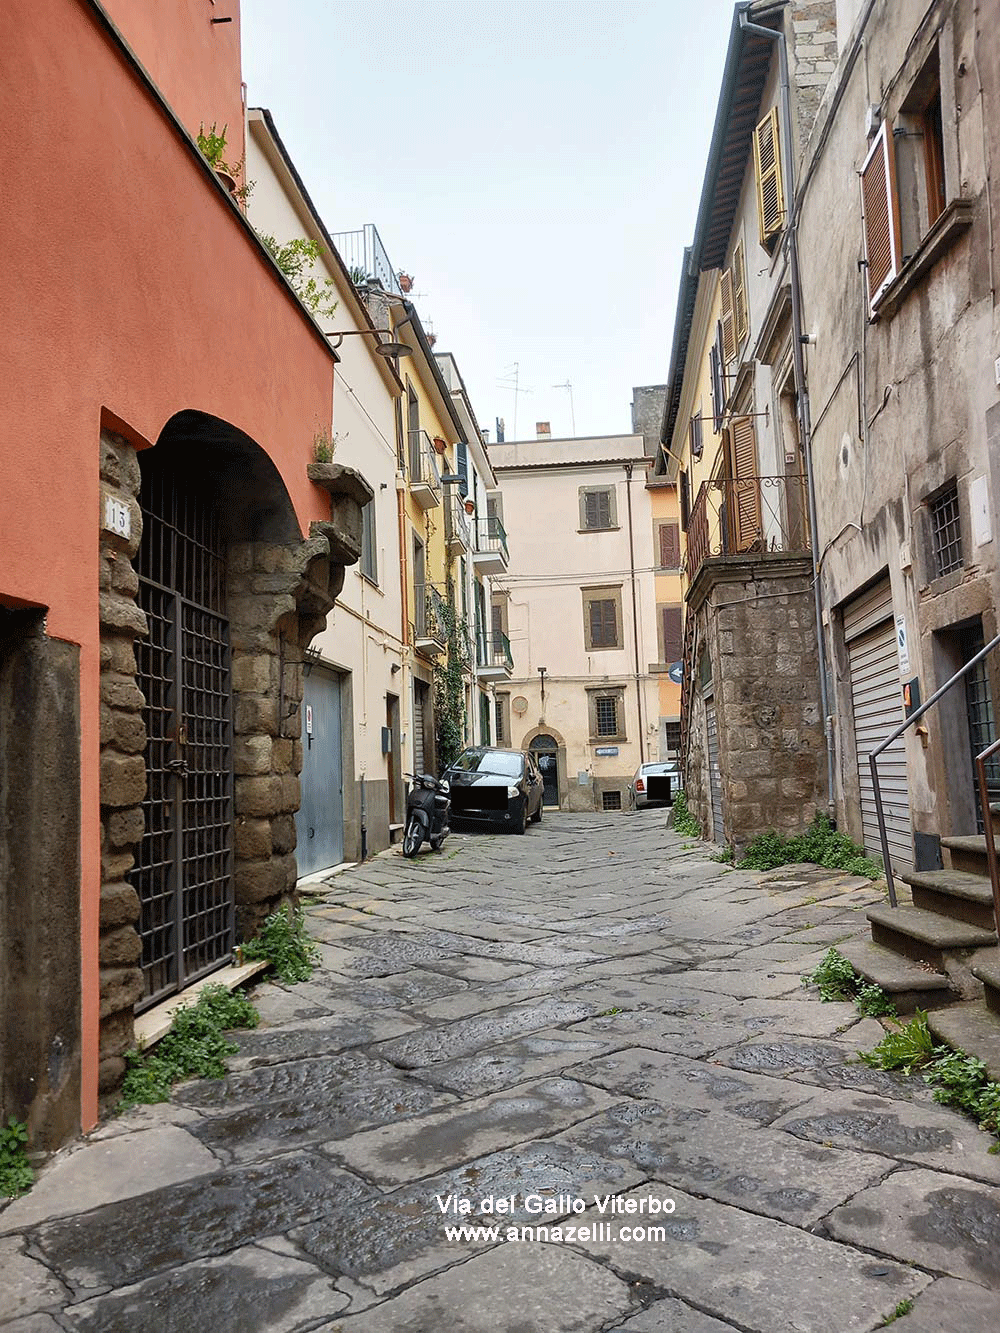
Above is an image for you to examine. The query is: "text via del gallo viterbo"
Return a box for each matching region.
[436,1191,677,1245]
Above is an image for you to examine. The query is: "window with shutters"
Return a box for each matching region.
[753,105,785,250]
[494,692,511,746]
[710,322,726,429]
[689,412,703,460]
[360,500,377,584]
[579,486,617,531]
[861,121,902,316]
[732,239,748,345]
[658,522,681,570]
[664,720,681,757]
[587,687,626,741]
[456,439,469,497]
[720,268,736,364]
[725,415,762,551]
[582,586,623,651]
[679,470,690,532]
[659,604,683,665]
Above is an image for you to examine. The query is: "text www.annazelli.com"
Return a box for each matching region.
[444,1222,667,1245]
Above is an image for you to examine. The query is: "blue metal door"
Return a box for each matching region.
[296,667,344,875]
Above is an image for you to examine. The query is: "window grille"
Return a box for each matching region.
[602,790,623,811]
[930,482,963,577]
[596,696,618,736]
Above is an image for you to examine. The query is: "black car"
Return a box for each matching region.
[444,747,544,834]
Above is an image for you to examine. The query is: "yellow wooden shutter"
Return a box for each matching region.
[720,268,736,363]
[861,120,902,316]
[753,106,786,246]
[727,415,761,550]
[732,240,748,344]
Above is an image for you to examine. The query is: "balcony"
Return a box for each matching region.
[472,515,509,574]
[446,494,471,556]
[685,475,811,587]
[408,430,441,511]
[476,631,513,680]
[329,223,403,296]
[413,583,447,658]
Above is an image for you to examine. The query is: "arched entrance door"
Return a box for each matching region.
[131,449,235,1009]
[529,734,560,807]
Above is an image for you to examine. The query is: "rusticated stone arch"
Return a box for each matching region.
[96,415,371,1100]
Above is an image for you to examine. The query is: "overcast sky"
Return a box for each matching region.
[241,0,735,441]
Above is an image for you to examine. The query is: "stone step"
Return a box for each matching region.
[927,1000,1000,1083]
[838,936,952,1015]
[899,868,997,931]
[942,834,996,875]
[971,953,1000,1017]
[867,902,996,971]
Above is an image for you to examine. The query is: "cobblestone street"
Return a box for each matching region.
[4,812,1000,1331]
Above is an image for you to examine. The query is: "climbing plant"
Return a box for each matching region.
[433,588,471,772]
[255,233,339,319]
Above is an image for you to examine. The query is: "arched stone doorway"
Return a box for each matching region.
[528,731,562,807]
[97,413,366,1098]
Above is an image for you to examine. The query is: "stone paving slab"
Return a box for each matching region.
[414,1029,620,1097]
[173,1049,403,1111]
[293,1138,644,1295]
[0,1237,71,1324]
[313,1241,637,1332]
[614,1298,741,1331]
[373,997,595,1069]
[579,1185,930,1332]
[29,1155,375,1296]
[709,1024,885,1077]
[567,1047,817,1125]
[825,1167,1000,1287]
[882,1275,1000,1331]
[60,1243,348,1333]
[227,1011,423,1067]
[329,1077,622,1186]
[772,1090,1000,1183]
[554,1097,890,1227]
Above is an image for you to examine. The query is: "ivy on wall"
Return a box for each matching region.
[433,586,471,772]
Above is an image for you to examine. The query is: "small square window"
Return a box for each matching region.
[930,482,963,577]
[596,697,618,736]
[602,790,623,811]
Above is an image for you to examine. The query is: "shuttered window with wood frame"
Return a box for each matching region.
[861,120,902,316]
[725,415,762,551]
[710,322,726,430]
[589,599,617,648]
[659,522,681,569]
[732,240,748,345]
[689,412,703,459]
[661,605,683,664]
[753,106,786,249]
[679,470,690,532]
[720,268,736,363]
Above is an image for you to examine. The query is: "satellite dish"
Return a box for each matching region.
[668,661,684,684]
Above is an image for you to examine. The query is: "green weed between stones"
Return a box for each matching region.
[861,1009,1000,1149]
[118,985,259,1111]
[241,906,319,983]
[736,814,882,878]
[802,948,897,1017]
[670,790,701,837]
[878,1298,914,1326]
[0,1117,34,1199]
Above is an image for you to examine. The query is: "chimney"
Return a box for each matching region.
[536,422,551,438]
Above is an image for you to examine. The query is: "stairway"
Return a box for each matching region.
[841,830,1000,1080]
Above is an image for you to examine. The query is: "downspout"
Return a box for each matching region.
[624,463,645,757]
[739,8,835,816]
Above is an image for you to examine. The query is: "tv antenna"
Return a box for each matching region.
[496,362,532,440]
[552,380,576,436]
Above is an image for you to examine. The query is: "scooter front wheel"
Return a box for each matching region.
[402,816,423,858]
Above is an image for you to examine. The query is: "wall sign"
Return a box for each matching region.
[104,496,131,539]
[895,613,910,676]
[594,746,619,756]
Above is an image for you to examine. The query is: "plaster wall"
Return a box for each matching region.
[648,482,683,750]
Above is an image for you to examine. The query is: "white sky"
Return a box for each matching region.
[241,0,735,441]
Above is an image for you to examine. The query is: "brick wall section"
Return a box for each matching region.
[791,2,839,151]
[97,431,147,1095]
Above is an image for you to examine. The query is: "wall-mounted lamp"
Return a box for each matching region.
[390,662,401,674]
[304,645,322,677]
[325,329,413,359]
[538,666,547,701]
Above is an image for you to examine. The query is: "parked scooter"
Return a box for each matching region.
[402,772,450,857]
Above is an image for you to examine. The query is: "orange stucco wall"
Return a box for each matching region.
[1,0,335,1133]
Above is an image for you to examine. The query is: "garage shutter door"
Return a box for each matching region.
[413,685,426,776]
[848,610,912,871]
[706,702,723,843]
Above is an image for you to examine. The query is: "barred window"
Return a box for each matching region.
[596,696,618,736]
[930,481,963,577]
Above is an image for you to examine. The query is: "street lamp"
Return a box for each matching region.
[324,329,413,359]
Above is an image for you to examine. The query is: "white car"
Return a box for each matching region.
[629,761,683,809]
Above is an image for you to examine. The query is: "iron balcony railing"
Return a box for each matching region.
[412,582,447,647]
[475,515,509,563]
[408,429,441,488]
[329,223,402,295]
[477,631,513,672]
[686,475,810,584]
[446,494,471,552]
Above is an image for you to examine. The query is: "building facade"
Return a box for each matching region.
[488,431,660,811]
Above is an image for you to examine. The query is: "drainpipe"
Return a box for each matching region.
[624,463,645,755]
[739,7,835,816]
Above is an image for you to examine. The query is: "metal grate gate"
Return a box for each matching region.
[962,626,999,833]
[131,458,234,1010]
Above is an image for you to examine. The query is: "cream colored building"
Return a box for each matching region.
[488,431,659,811]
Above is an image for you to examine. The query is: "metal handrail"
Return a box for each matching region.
[975,736,1000,936]
[871,630,1000,906]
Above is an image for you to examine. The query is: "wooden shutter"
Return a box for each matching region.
[491,602,503,638]
[456,439,469,496]
[589,598,617,647]
[710,323,726,430]
[679,470,690,532]
[584,489,611,529]
[689,413,703,459]
[753,106,786,247]
[662,606,683,663]
[861,120,902,316]
[732,240,748,344]
[720,267,736,363]
[727,415,761,550]
[659,522,680,569]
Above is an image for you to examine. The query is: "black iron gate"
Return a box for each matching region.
[131,458,234,1010]
[963,624,1000,833]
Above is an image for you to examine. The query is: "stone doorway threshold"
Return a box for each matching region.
[133,958,269,1051]
[297,862,358,887]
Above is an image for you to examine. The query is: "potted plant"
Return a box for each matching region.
[464,499,476,515]
[432,437,447,456]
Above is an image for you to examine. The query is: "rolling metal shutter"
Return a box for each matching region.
[845,579,912,871]
[413,685,426,776]
[706,702,723,843]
